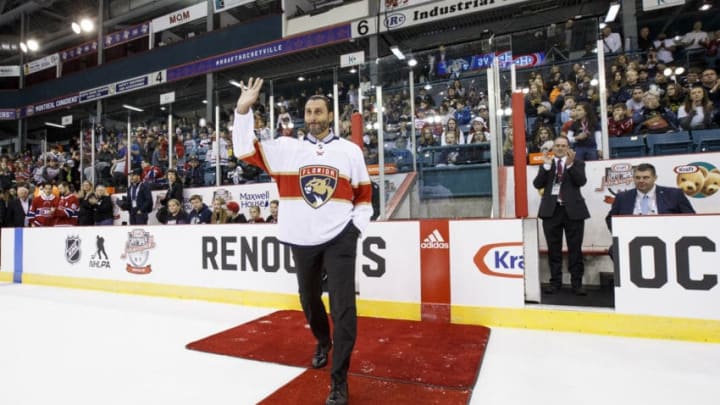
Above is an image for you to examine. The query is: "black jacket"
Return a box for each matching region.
[5,198,28,228]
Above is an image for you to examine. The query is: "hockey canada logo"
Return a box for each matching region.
[299,165,338,208]
[121,229,156,274]
[65,235,81,264]
[90,235,111,269]
[420,229,449,249]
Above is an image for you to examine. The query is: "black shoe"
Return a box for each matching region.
[543,284,561,294]
[312,341,332,369]
[572,286,587,296]
[326,381,348,405]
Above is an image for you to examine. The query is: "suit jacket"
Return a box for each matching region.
[605,185,695,230]
[5,198,29,228]
[533,159,590,220]
[160,181,184,207]
[127,182,153,214]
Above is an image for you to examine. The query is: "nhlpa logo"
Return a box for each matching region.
[420,229,449,249]
[299,165,338,208]
[121,229,156,275]
[65,235,81,264]
[473,242,524,279]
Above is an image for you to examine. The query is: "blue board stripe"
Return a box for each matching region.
[13,228,22,283]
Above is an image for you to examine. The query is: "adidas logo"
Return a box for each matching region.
[420,229,449,249]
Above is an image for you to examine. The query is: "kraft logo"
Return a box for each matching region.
[420,229,449,249]
[473,242,524,279]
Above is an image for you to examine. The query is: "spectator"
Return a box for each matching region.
[224,157,245,185]
[442,117,464,145]
[502,123,515,166]
[653,33,676,64]
[54,182,78,226]
[247,205,265,223]
[5,185,30,227]
[184,155,204,187]
[466,117,489,144]
[634,91,678,134]
[28,183,57,227]
[701,68,719,105]
[601,25,623,54]
[127,170,153,225]
[165,198,188,225]
[266,199,278,223]
[418,125,439,150]
[567,102,601,161]
[390,136,413,170]
[608,103,634,137]
[90,185,113,226]
[533,136,590,296]
[210,197,228,224]
[678,85,716,130]
[560,95,577,124]
[663,82,686,114]
[140,158,163,185]
[159,169,184,209]
[225,201,247,223]
[638,26,653,54]
[529,126,554,153]
[702,29,720,68]
[679,21,708,51]
[76,180,95,226]
[188,194,211,224]
[626,86,646,116]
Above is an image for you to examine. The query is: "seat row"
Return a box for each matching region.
[608,129,720,158]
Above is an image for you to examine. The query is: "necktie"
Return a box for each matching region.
[641,194,649,215]
[556,159,563,179]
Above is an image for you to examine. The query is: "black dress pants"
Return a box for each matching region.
[291,222,360,384]
[542,204,585,287]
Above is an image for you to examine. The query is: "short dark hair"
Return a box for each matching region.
[306,95,332,112]
[634,163,656,176]
[553,135,570,144]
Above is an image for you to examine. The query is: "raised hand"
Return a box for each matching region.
[235,77,264,115]
[565,149,575,166]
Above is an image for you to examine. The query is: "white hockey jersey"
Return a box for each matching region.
[232,110,373,246]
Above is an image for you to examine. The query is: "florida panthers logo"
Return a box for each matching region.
[299,165,338,208]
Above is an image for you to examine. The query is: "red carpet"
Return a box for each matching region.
[258,369,472,405]
[187,310,490,390]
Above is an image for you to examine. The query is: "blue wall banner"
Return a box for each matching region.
[166,24,351,82]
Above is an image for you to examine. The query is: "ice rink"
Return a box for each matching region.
[1,283,718,405]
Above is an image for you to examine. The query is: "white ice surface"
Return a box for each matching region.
[1,284,718,405]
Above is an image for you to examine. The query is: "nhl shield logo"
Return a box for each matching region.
[65,236,81,264]
[299,165,338,208]
[121,229,156,274]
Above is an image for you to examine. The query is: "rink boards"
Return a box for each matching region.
[2,217,719,342]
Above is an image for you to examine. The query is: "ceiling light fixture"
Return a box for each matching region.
[45,122,65,128]
[80,18,94,32]
[390,45,405,60]
[71,22,82,34]
[605,3,620,23]
[26,39,39,51]
[122,104,144,112]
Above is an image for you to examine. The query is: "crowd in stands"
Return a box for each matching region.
[0,19,718,222]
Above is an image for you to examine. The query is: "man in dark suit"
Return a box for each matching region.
[5,186,31,228]
[605,163,695,231]
[127,170,153,225]
[533,135,591,295]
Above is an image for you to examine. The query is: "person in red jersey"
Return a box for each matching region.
[54,181,79,226]
[28,183,58,227]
